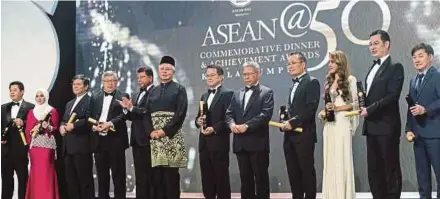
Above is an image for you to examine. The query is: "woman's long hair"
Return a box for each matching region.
[325,51,352,103]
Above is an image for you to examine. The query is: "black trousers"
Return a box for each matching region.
[151,167,180,199]
[199,151,231,199]
[132,144,152,199]
[236,151,270,199]
[64,153,95,199]
[367,135,402,199]
[1,154,28,199]
[94,149,126,199]
[283,140,316,199]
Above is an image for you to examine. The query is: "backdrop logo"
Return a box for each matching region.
[229,0,251,8]
[280,2,312,38]
[200,0,391,79]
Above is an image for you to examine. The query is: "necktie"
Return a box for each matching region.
[373,59,381,65]
[416,73,425,93]
[11,102,19,106]
[104,92,114,97]
[140,88,146,93]
[208,89,216,94]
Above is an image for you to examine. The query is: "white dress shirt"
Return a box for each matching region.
[137,84,153,105]
[366,54,390,95]
[290,72,306,103]
[207,84,221,109]
[243,82,259,110]
[70,93,87,114]
[11,99,23,118]
[99,94,113,122]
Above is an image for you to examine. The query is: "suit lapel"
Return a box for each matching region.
[368,57,390,96]
[133,92,140,106]
[65,100,74,119]
[108,91,120,114]
[209,86,222,111]
[244,86,260,116]
[6,103,12,122]
[95,92,104,118]
[364,63,375,87]
[292,74,309,103]
[416,67,435,100]
[17,101,29,119]
[72,96,86,114]
[288,87,293,106]
[239,89,245,111]
[410,77,417,99]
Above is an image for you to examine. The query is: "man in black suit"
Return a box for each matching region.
[119,66,154,199]
[226,61,274,199]
[89,71,129,199]
[60,74,95,199]
[360,30,404,199]
[281,52,320,199]
[195,64,233,199]
[1,81,34,199]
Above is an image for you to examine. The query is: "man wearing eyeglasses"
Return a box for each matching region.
[195,64,233,199]
[226,61,274,199]
[89,71,129,199]
[280,52,321,199]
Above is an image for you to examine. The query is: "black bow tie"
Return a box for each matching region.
[245,86,254,92]
[140,88,147,93]
[208,89,216,94]
[373,59,381,65]
[104,92,115,97]
[292,78,300,84]
[11,102,20,106]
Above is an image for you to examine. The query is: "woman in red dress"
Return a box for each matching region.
[25,88,60,199]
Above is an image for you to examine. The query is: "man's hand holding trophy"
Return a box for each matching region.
[269,105,303,133]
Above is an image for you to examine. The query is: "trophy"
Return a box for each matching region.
[2,118,27,145]
[62,112,77,136]
[199,101,207,132]
[279,105,288,121]
[324,90,335,121]
[18,125,27,146]
[268,105,303,133]
[31,112,52,138]
[346,81,365,117]
[88,118,116,134]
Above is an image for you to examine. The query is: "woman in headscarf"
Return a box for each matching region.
[24,88,60,199]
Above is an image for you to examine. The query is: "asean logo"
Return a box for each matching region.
[229,0,251,8]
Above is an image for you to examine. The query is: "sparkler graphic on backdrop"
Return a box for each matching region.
[76,0,198,195]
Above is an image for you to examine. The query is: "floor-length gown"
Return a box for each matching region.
[25,108,60,199]
[322,75,359,199]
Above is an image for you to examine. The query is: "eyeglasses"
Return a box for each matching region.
[288,61,303,65]
[242,72,256,77]
[103,80,117,83]
[205,74,219,78]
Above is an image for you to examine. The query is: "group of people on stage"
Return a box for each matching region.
[1,29,439,199]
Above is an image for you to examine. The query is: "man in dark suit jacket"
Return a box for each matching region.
[405,43,440,199]
[1,81,34,199]
[119,66,154,199]
[60,74,95,199]
[281,52,320,199]
[195,64,233,199]
[89,71,128,199]
[226,61,274,199]
[361,30,404,199]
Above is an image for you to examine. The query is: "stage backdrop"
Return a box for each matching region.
[76,0,440,194]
